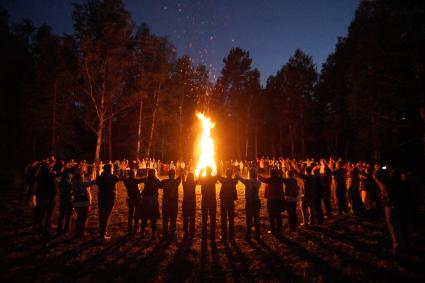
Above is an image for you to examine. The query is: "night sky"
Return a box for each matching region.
[3,0,359,84]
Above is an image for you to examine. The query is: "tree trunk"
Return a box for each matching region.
[334,135,339,158]
[147,84,160,157]
[245,122,249,160]
[236,119,241,159]
[161,135,165,161]
[107,113,112,161]
[51,79,57,156]
[278,124,282,157]
[178,103,183,159]
[300,105,305,157]
[94,93,105,162]
[419,95,425,158]
[33,136,37,160]
[136,93,143,159]
[255,122,258,158]
[371,113,380,163]
[95,126,103,163]
[289,124,295,158]
[146,105,157,157]
[245,105,251,160]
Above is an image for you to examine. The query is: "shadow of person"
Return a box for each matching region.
[3,236,99,281]
[199,237,208,281]
[120,238,173,281]
[311,225,393,257]
[163,238,195,282]
[276,235,349,282]
[1,232,76,260]
[210,241,225,282]
[298,229,410,282]
[246,239,300,282]
[222,240,257,282]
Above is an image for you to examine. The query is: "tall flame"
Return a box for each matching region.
[194,113,217,177]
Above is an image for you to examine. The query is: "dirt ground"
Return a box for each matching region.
[0,181,424,283]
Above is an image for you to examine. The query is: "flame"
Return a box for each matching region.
[194,113,217,177]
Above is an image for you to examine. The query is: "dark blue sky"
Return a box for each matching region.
[3,0,359,84]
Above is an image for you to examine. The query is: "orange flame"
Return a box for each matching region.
[194,113,217,177]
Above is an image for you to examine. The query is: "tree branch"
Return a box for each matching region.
[84,60,100,119]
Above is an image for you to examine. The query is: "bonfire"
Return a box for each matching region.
[194,113,217,177]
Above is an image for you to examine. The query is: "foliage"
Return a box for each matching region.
[0,0,424,168]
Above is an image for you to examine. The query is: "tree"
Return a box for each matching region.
[266,49,317,158]
[25,25,79,158]
[169,56,195,159]
[72,0,135,162]
[216,47,258,159]
[141,32,175,158]
[317,0,425,165]
[0,9,35,167]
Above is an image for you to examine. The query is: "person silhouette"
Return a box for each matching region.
[160,169,182,240]
[236,167,262,240]
[182,172,197,238]
[199,167,218,243]
[218,168,238,242]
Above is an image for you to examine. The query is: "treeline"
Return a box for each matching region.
[0,0,424,169]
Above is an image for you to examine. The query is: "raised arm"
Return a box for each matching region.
[258,175,271,184]
[135,177,146,185]
[217,175,225,183]
[176,175,182,185]
[235,170,249,185]
[83,179,97,187]
[159,179,166,189]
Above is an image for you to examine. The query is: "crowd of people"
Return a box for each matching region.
[24,156,413,253]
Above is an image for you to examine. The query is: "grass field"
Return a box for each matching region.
[0,181,424,282]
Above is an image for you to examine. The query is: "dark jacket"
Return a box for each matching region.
[183,180,196,205]
[200,175,218,204]
[123,177,143,204]
[237,176,261,209]
[259,176,284,200]
[37,171,57,200]
[299,174,316,202]
[219,177,238,204]
[160,176,182,205]
[96,173,120,200]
